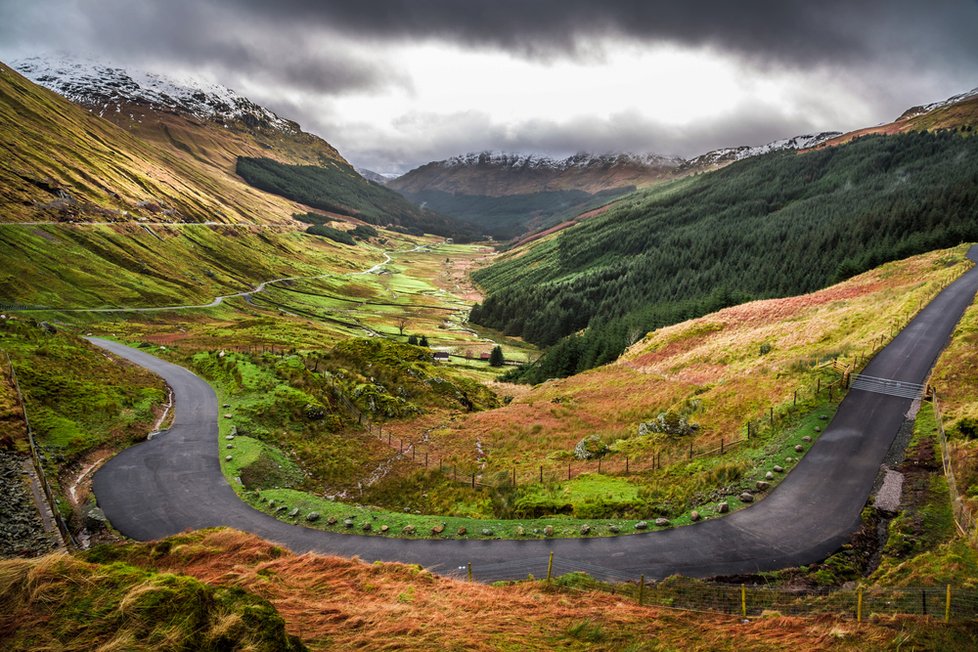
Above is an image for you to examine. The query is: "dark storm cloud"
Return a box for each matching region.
[0,0,405,95]
[5,1,977,75]
[212,0,978,69]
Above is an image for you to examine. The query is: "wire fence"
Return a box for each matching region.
[357,351,861,490]
[457,551,978,622]
[2,351,74,549]
[932,391,977,540]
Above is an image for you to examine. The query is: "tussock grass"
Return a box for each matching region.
[0,551,304,651]
[79,528,978,651]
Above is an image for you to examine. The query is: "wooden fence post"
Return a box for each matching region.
[945,585,951,623]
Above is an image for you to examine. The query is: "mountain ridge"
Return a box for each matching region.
[13,56,346,169]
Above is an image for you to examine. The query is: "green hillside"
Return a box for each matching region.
[471,131,978,382]
[236,157,480,241]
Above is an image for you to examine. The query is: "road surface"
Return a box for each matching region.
[91,246,978,581]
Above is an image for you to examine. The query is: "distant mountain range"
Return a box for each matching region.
[386,134,841,240]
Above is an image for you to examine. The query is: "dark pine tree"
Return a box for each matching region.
[489,345,505,367]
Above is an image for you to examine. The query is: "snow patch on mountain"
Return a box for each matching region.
[683,132,842,169]
[440,151,685,172]
[898,87,978,121]
[13,56,296,133]
[355,167,399,184]
[436,134,842,175]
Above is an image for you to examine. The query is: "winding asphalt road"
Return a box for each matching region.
[91,246,978,582]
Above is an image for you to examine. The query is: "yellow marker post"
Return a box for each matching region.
[741,585,747,619]
[857,588,863,623]
[547,551,554,582]
[467,562,472,582]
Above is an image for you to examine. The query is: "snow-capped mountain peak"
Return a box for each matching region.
[13,56,297,133]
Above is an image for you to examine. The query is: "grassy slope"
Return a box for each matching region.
[0,318,164,503]
[822,95,978,147]
[76,528,977,652]
[0,63,406,314]
[0,223,367,309]
[433,247,968,466]
[869,402,975,587]
[109,95,346,171]
[0,552,304,651]
[928,269,978,531]
[0,63,304,225]
[71,238,525,368]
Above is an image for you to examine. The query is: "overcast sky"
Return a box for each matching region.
[2,1,977,174]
